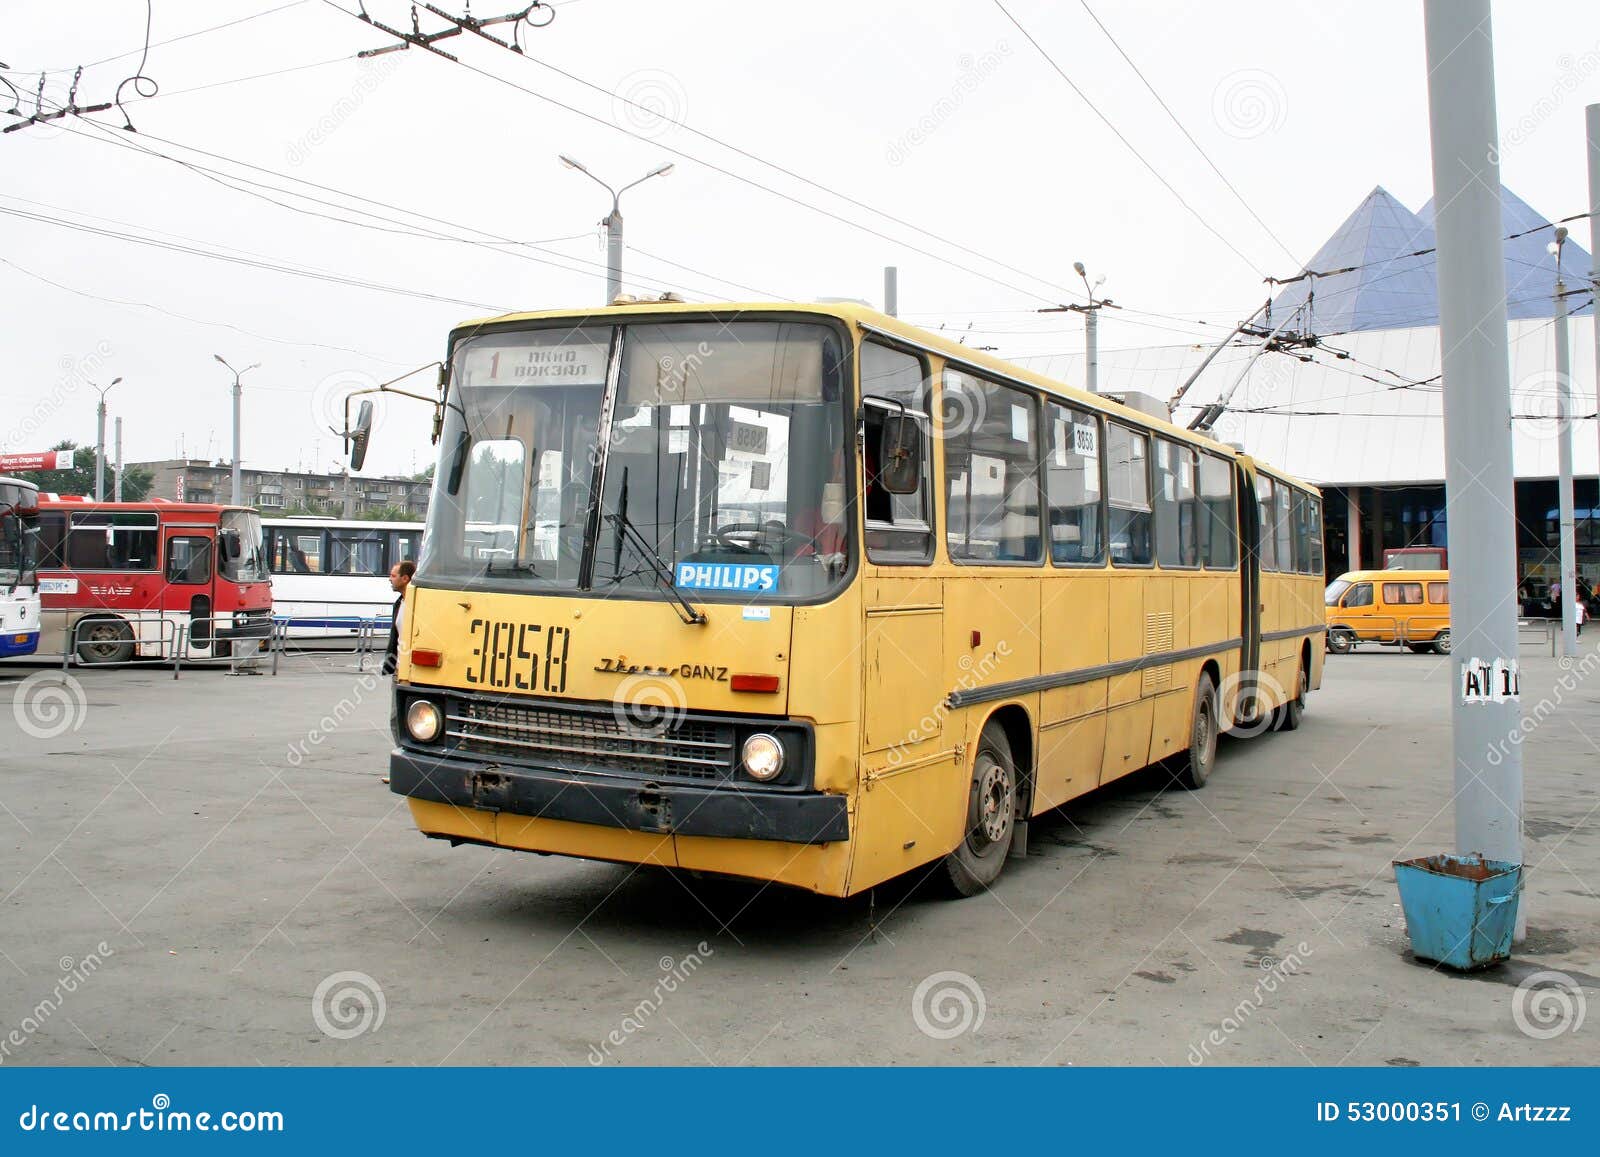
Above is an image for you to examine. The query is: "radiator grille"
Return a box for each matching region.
[445,699,737,781]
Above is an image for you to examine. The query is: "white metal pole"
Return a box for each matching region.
[1556,267,1578,656]
[1423,0,1525,933]
[231,372,243,506]
[114,417,124,503]
[1346,487,1362,572]
[606,204,623,305]
[1588,104,1600,525]
[1085,306,1099,394]
[94,396,106,501]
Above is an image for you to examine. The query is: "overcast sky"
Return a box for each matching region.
[2,0,1597,480]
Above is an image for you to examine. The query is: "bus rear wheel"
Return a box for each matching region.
[76,618,135,665]
[1432,629,1451,655]
[1274,665,1307,732]
[1174,674,1219,790]
[943,721,1016,897]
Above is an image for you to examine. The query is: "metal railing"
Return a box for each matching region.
[176,615,281,676]
[63,615,183,679]
[1517,618,1557,656]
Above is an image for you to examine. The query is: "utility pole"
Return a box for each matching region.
[558,155,674,304]
[113,417,124,503]
[884,266,898,317]
[1423,0,1524,934]
[92,376,122,501]
[1038,262,1117,393]
[1553,227,1578,656]
[213,355,259,506]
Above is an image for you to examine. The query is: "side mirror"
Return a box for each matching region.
[221,532,242,561]
[877,412,922,496]
[349,399,375,471]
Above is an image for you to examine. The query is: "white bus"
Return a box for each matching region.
[0,477,42,658]
[261,517,423,640]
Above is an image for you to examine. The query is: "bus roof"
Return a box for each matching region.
[448,300,1320,494]
[38,496,256,515]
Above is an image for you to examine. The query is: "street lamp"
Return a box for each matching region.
[214,355,260,506]
[92,376,123,501]
[1547,226,1578,656]
[558,155,674,304]
[1037,262,1117,393]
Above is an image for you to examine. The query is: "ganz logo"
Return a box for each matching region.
[465,619,571,692]
[593,656,729,682]
[87,584,135,598]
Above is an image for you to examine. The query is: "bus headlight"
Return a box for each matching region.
[741,733,785,781]
[406,699,443,743]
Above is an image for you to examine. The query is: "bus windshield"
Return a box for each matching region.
[1325,578,1351,605]
[1,481,39,593]
[219,509,268,582]
[420,318,851,601]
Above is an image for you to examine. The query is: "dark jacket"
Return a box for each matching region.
[383,592,402,675]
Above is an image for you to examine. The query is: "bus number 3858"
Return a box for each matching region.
[463,619,571,693]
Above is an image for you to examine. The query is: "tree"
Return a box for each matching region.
[358,505,422,522]
[11,439,153,501]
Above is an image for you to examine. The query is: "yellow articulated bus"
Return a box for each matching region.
[383,301,1326,898]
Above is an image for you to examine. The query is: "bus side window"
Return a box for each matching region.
[166,536,214,585]
[942,369,1041,564]
[37,513,66,568]
[1045,404,1103,565]
[1345,582,1373,608]
[1305,493,1324,575]
[1256,476,1277,571]
[1198,454,1236,569]
[1106,423,1152,566]
[1428,581,1449,604]
[1153,437,1198,568]
[1274,481,1293,572]
[862,342,934,563]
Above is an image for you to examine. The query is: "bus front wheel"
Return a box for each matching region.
[76,618,135,665]
[1174,674,1219,790]
[943,721,1016,897]
[1327,629,1355,654]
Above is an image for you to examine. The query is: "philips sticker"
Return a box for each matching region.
[675,562,778,592]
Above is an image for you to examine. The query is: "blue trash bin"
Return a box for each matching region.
[1392,853,1522,970]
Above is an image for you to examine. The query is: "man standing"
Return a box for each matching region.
[384,560,415,675]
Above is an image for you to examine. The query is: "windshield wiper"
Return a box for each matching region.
[482,559,539,577]
[601,510,706,625]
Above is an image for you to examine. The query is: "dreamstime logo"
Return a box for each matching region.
[1216,668,1288,738]
[12,672,88,740]
[310,369,390,450]
[1512,369,1578,444]
[1491,41,1600,164]
[885,642,1011,769]
[284,54,404,167]
[885,42,1011,166]
[588,943,713,1064]
[1485,647,1600,766]
[611,673,688,739]
[3,70,77,142]
[1211,69,1287,140]
[1188,941,1313,1064]
[311,971,386,1040]
[0,941,114,1064]
[612,69,687,139]
[937,376,989,441]
[1511,970,1586,1040]
[911,971,985,1040]
[2,340,113,454]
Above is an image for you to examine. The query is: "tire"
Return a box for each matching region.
[942,721,1017,897]
[76,618,135,665]
[1432,629,1451,655]
[1275,664,1307,732]
[1174,674,1220,790]
[1326,629,1354,655]
[1406,643,1431,654]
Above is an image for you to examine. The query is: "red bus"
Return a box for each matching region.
[35,498,273,663]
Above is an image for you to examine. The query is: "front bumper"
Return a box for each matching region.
[0,630,39,658]
[389,748,850,845]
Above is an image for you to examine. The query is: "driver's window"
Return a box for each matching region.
[1345,583,1373,608]
[862,342,933,564]
[166,536,213,585]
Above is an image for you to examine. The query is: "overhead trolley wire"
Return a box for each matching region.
[1075,0,1300,269]
[989,0,1270,279]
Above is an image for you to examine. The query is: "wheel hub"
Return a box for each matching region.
[973,755,1012,847]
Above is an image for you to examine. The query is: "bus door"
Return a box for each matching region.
[1235,464,1261,692]
[163,523,218,651]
